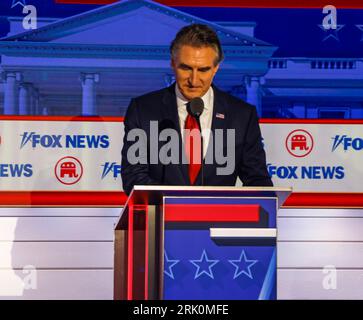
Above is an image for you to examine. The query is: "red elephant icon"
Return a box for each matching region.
[291,134,309,151]
[60,161,79,178]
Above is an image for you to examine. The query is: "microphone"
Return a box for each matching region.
[187,97,205,186]
[188,97,204,119]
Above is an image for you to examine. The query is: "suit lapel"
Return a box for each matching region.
[211,85,228,133]
[161,84,190,184]
[202,85,228,182]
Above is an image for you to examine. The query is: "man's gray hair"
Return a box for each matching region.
[170,24,224,66]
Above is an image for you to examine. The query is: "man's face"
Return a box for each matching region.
[171,45,220,100]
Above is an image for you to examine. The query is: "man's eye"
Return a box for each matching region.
[179,65,190,70]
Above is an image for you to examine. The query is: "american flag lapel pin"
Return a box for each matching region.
[216,113,225,119]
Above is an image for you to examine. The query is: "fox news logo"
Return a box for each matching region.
[267,164,344,180]
[101,162,121,179]
[20,132,109,149]
[332,135,363,151]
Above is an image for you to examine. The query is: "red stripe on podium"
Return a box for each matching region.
[144,204,149,300]
[164,204,260,222]
[127,204,134,300]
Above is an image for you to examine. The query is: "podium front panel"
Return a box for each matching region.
[162,196,278,300]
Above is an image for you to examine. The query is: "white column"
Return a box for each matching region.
[81,73,99,116]
[30,88,40,115]
[307,107,318,118]
[292,103,306,118]
[245,76,263,117]
[42,105,48,115]
[29,86,35,115]
[2,72,22,115]
[19,83,33,115]
[350,103,362,119]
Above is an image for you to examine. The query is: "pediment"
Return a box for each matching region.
[51,6,190,46]
[2,0,273,48]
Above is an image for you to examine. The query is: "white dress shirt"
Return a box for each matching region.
[175,85,214,158]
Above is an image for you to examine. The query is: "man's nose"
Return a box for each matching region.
[189,71,199,87]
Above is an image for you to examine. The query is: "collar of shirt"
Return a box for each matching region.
[175,85,214,159]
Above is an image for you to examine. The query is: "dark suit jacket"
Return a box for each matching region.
[121,83,272,195]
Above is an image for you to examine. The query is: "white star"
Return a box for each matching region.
[189,250,219,280]
[356,25,363,42]
[11,0,26,8]
[318,24,345,42]
[229,250,258,280]
[164,252,179,280]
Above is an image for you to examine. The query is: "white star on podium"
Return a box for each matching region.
[229,250,258,280]
[164,252,179,280]
[190,250,219,280]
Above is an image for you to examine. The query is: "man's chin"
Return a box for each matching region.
[181,89,203,100]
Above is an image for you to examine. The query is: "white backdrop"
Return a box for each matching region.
[1,118,362,194]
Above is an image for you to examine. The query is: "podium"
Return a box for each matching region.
[114,186,291,300]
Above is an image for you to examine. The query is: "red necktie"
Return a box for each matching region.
[184,113,202,185]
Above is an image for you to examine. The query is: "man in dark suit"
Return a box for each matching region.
[121,24,272,195]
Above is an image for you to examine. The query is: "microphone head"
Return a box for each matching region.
[188,97,204,118]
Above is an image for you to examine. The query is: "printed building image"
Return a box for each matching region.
[0,0,362,118]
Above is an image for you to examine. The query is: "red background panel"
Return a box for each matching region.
[0,192,362,208]
[55,0,363,9]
